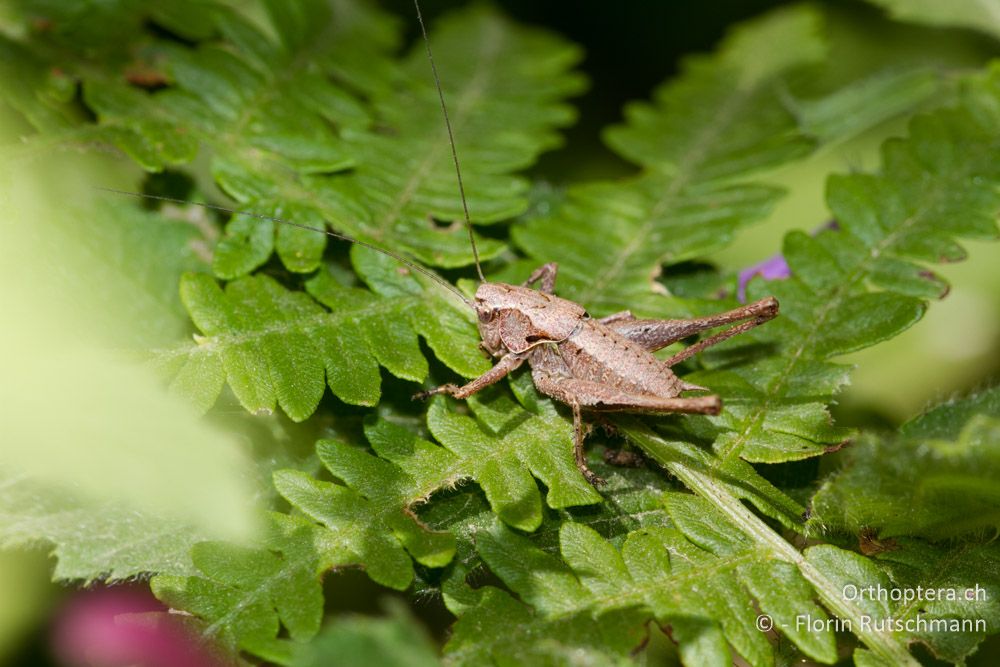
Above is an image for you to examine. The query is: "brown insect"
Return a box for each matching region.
[414,263,777,485]
[409,0,779,485]
[106,0,780,488]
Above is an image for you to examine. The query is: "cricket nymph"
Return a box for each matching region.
[417,261,779,486]
[103,0,782,491]
[404,0,779,486]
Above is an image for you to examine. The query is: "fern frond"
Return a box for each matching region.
[316,3,585,269]
[83,1,582,275]
[272,388,601,590]
[451,486,999,666]
[0,35,80,133]
[510,6,823,316]
[447,503,837,667]
[624,410,999,664]
[695,65,1000,464]
[810,386,1000,539]
[81,0,394,275]
[410,419,678,615]
[151,246,488,420]
[151,512,329,664]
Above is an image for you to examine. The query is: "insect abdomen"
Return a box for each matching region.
[553,322,684,396]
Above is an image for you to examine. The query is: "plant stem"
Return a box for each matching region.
[624,423,920,667]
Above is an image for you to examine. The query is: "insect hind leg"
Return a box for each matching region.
[570,399,605,486]
[604,297,779,360]
[532,373,721,488]
[662,296,778,367]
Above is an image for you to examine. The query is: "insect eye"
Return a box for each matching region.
[478,309,496,323]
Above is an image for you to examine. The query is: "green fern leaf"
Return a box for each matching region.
[0,35,80,134]
[453,485,998,666]
[788,67,943,144]
[447,504,837,667]
[151,245,488,419]
[85,0,382,173]
[428,392,604,523]
[272,432,456,592]
[409,424,677,616]
[693,65,1000,464]
[273,388,601,592]
[81,0,389,275]
[150,512,331,664]
[616,426,916,664]
[311,3,585,270]
[620,420,806,530]
[809,386,1000,539]
[511,5,823,315]
[85,2,582,275]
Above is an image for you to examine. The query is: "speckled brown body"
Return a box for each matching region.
[528,319,688,401]
[416,262,779,485]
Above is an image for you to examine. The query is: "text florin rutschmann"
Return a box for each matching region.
[797,615,986,634]
[756,584,991,635]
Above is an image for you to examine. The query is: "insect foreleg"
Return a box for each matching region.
[522,262,558,293]
[413,352,528,401]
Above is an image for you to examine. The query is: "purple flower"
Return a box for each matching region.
[738,253,791,302]
[737,220,838,302]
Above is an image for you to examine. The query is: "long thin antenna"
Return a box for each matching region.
[412,0,485,282]
[96,187,474,309]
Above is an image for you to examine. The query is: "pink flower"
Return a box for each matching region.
[52,586,221,667]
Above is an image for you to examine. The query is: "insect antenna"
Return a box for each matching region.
[95,187,475,309]
[412,0,486,283]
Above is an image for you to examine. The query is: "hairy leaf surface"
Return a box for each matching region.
[810,386,1000,539]
[808,540,1000,665]
[0,472,204,582]
[447,500,837,667]
[274,388,601,592]
[150,247,488,419]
